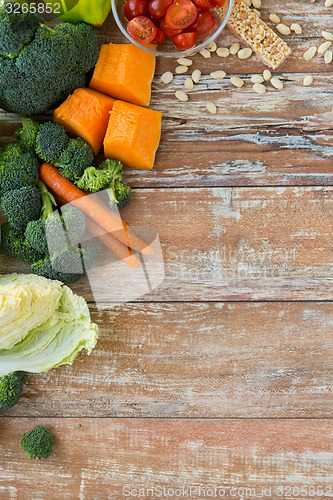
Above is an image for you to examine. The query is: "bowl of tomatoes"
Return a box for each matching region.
[111,0,234,57]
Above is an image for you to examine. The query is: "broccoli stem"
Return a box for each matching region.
[38,180,56,221]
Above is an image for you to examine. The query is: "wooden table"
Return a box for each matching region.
[1,1,333,498]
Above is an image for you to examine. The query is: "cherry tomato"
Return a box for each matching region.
[172,31,196,49]
[213,0,227,6]
[192,0,215,9]
[148,0,173,18]
[124,0,149,21]
[165,0,198,30]
[152,26,166,43]
[127,16,157,43]
[192,9,215,35]
[158,16,183,37]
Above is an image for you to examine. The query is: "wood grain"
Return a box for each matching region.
[4,302,333,418]
[3,186,333,302]
[1,418,333,500]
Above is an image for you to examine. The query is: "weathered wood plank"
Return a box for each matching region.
[4,302,333,418]
[1,418,333,499]
[2,186,333,302]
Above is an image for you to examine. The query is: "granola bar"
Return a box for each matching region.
[215,0,292,69]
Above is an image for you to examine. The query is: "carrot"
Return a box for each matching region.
[53,191,140,268]
[39,163,153,255]
[53,88,116,155]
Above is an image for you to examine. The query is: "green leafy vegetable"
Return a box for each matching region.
[21,426,54,459]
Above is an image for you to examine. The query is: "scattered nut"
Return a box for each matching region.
[177,57,193,66]
[238,48,253,59]
[160,71,173,84]
[324,49,333,64]
[216,47,230,57]
[322,31,333,41]
[325,0,333,6]
[269,14,281,24]
[230,42,241,55]
[303,46,317,60]
[175,90,188,101]
[199,48,211,58]
[253,83,266,94]
[210,70,227,79]
[276,23,291,36]
[206,102,217,114]
[192,69,201,83]
[318,41,332,54]
[251,74,264,83]
[303,75,314,86]
[184,77,194,90]
[290,23,302,34]
[270,76,284,89]
[206,41,217,52]
[230,76,245,87]
[175,65,188,74]
[263,69,272,81]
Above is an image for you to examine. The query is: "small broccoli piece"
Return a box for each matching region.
[110,180,132,209]
[15,117,40,153]
[0,372,25,411]
[1,186,42,232]
[45,205,87,250]
[75,166,114,192]
[25,219,48,254]
[0,4,40,58]
[35,122,69,164]
[21,425,54,459]
[54,138,94,182]
[0,144,39,197]
[31,246,97,284]
[0,222,45,262]
[16,24,75,78]
[98,159,124,181]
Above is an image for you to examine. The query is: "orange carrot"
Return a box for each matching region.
[39,163,153,255]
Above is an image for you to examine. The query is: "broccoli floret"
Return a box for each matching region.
[54,22,99,73]
[75,166,113,192]
[98,159,124,181]
[0,144,39,197]
[0,4,40,58]
[110,180,132,208]
[35,122,69,164]
[1,186,42,232]
[0,222,45,262]
[31,246,97,284]
[0,372,25,410]
[21,425,54,459]
[25,218,48,254]
[16,24,75,78]
[54,138,94,182]
[45,205,87,250]
[15,117,40,153]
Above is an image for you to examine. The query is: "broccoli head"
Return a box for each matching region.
[0,222,45,262]
[0,4,40,58]
[54,138,94,182]
[35,122,69,164]
[54,22,99,73]
[110,180,132,209]
[21,425,54,459]
[0,144,39,197]
[1,186,42,232]
[24,218,48,254]
[75,166,113,192]
[98,159,124,181]
[15,117,40,153]
[0,372,25,410]
[31,246,97,284]
[45,205,87,250]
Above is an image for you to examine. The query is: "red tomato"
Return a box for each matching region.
[152,26,166,43]
[127,16,158,43]
[192,9,215,35]
[172,31,196,49]
[148,0,173,18]
[158,16,183,37]
[192,0,215,9]
[124,0,148,21]
[165,0,198,30]
[213,0,227,6]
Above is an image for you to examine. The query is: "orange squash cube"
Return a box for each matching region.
[103,100,162,170]
[89,43,156,107]
[54,88,115,155]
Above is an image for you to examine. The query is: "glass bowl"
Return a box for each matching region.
[111,0,234,58]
